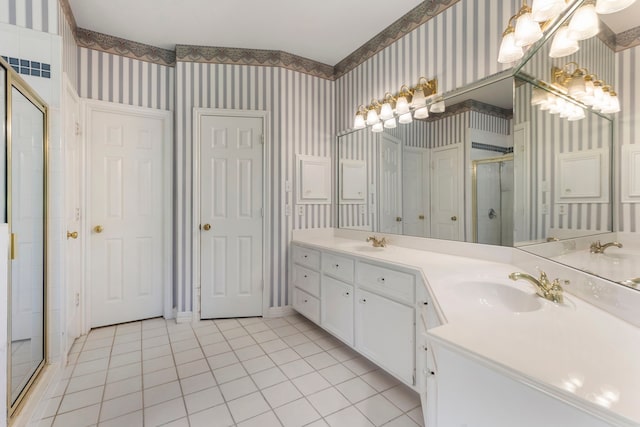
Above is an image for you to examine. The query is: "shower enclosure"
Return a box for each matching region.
[472,155,514,246]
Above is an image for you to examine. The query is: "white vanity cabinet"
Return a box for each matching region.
[292,245,321,323]
[321,276,354,345]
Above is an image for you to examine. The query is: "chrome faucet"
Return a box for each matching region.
[590,241,623,254]
[508,271,567,304]
[366,236,387,248]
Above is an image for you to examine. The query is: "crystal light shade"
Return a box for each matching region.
[514,11,543,46]
[531,0,566,21]
[399,112,413,124]
[595,0,637,14]
[353,113,366,129]
[568,4,600,40]
[371,122,384,132]
[396,96,410,115]
[568,76,587,99]
[549,26,580,58]
[366,109,380,126]
[411,88,426,108]
[379,102,394,120]
[498,31,524,63]
[384,118,397,129]
[414,106,429,119]
[430,99,446,113]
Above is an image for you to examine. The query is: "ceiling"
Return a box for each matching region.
[67,0,423,66]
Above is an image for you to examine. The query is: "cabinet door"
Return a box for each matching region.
[321,276,354,346]
[356,289,415,385]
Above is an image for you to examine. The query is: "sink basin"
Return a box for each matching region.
[354,245,385,253]
[602,251,638,261]
[450,281,542,313]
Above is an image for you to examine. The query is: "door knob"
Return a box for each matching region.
[418,215,425,220]
[203,224,212,231]
[451,216,457,221]
[396,217,402,222]
[93,225,103,233]
[67,231,78,239]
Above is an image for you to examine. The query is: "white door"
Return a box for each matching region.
[199,115,263,319]
[89,107,166,327]
[63,77,83,350]
[431,145,462,241]
[379,134,402,234]
[403,147,429,237]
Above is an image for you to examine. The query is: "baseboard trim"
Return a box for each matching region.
[12,361,61,426]
[174,311,193,324]
[264,305,295,318]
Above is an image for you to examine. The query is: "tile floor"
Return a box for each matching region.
[30,314,424,427]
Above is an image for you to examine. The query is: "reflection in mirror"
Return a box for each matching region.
[338,77,514,245]
[10,87,45,406]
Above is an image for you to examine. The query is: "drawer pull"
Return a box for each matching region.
[423,301,428,305]
[378,277,386,283]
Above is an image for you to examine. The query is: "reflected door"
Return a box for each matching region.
[89,109,164,327]
[430,145,461,240]
[199,115,263,319]
[379,134,402,234]
[403,147,428,237]
[9,87,45,407]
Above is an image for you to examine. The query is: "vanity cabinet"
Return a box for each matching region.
[292,245,321,323]
[355,288,415,385]
[321,276,354,345]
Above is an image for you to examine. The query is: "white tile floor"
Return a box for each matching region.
[30,315,424,427]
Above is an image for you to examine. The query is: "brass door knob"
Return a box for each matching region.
[94,225,103,233]
[67,231,78,239]
[203,224,212,231]
[418,215,425,220]
[396,217,402,222]
[451,216,457,221]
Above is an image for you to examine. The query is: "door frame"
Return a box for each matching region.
[62,73,84,354]
[83,100,173,333]
[191,108,271,322]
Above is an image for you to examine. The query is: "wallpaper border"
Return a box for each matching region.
[421,99,513,122]
[616,26,640,51]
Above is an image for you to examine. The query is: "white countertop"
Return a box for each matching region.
[292,231,640,427]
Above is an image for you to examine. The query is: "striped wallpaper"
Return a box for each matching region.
[514,82,612,241]
[77,46,174,111]
[0,0,58,34]
[174,62,335,312]
[617,45,640,232]
[335,0,520,132]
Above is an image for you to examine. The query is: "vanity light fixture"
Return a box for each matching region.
[352,77,442,131]
[551,62,620,113]
[498,0,635,63]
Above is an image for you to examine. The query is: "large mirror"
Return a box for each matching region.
[338,76,516,245]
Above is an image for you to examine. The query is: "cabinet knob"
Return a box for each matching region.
[360,298,367,304]
[344,292,350,297]
[304,299,308,303]
[304,255,308,258]
[377,277,386,283]
[423,301,429,305]
[335,264,340,268]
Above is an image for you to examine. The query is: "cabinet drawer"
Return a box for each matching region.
[356,262,415,304]
[293,245,320,270]
[293,265,320,297]
[322,253,355,283]
[293,288,320,324]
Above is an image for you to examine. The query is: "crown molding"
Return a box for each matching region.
[333,0,461,79]
[175,45,335,80]
[616,25,640,51]
[76,28,176,66]
[598,19,618,51]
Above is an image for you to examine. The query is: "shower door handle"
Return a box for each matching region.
[488,208,497,219]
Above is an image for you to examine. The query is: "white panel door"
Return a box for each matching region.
[403,147,428,237]
[200,116,263,319]
[379,134,402,234]
[63,79,83,350]
[89,109,165,327]
[431,145,462,241]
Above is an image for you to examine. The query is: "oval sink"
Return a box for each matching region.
[450,281,542,313]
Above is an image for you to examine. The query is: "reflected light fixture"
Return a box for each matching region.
[550,62,620,114]
[498,16,525,63]
[352,77,442,132]
[531,0,566,21]
[549,25,580,57]
[568,2,600,40]
[595,0,637,14]
[514,3,544,46]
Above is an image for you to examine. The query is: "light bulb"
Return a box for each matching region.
[498,30,524,63]
[379,102,394,120]
[411,88,426,108]
[414,106,429,119]
[568,4,599,41]
[384,118,397,129]
[582,78,595,105]
[354,113,365,129]
[514,10,543,46]
[549,26,580,58]
[371,122,384,132]
[366,109,380,125]
[595,0,637,14]
[396,96,410,115]
[399,112,413,124]
[531,0,566,21]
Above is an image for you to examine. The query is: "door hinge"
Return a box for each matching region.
[10,233,16,260]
